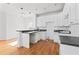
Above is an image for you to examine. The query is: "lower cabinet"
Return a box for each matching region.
[17,31,46,48]
[30,31,46,43]
[17,32,30,48]
[60,36,79,46]
[30,32,40,43]
[60,36,71,44]
[60,44,79,55]
[53,33,60,43]
[39,32,46,40]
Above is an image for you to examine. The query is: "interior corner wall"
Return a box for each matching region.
[0,11,6,40]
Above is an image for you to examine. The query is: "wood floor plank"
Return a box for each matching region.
[0,40,59,55]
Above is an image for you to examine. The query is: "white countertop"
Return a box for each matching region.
[59,34,79,37]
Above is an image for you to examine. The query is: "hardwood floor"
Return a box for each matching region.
[0,39,59,55]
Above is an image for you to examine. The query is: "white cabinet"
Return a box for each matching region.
[52,13,63,26]
[76,3,79,22]
[30,32,40,43]
[53,33,60,43]
[62,4,71,26]
[17,32,30,48]
[60,44,79,55]
[39,31,46,40]
[22,33,29,48]
[30,31,46,43]
[69,3,79,23]
[63,3,79,24]
[57,13,63,26]
[17,31,46,48]
[62,3,77,26]
[70,23,79,35]
[70,4,77,22]
[53,4,70,26]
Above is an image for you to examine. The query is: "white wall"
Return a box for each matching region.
[37,12,63,28]
[0,4,37,40]
[0,4,6,40]
[0,11,6,39]
[6,5,36,39]
[6,9,17,39]
[16,13,36,30]
[0,4,17,40]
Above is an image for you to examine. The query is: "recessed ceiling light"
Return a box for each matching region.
[29,12,31,14]
[54,3,57,6]
[20,8,23,10]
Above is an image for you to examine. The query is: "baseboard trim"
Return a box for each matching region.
[0,39,6,40]
[7,37,17,40]
[7,37,17,42]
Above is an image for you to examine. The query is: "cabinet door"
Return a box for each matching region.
[57,13,63,26]
[60,44,79,55]
[76,3,79,22]
[30,32,40,43]
[70,3,77,22]
[60,36,71,44]
[62,4,71,26]
[22,33,29,48]
[39,32,46,40]
[17,32,30,48]
[70,24,79,35]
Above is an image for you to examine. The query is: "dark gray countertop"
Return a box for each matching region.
[16,29,47,33]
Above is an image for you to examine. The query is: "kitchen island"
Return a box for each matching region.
[17,29,47,48]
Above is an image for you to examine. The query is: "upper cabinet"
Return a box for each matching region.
[57,12,63,26]
[62,4,71,26]
[76,4,79,22]
[62,3,79,26]
[37,3,79,27]
[70,4,77,23]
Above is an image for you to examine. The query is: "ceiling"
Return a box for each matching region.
[0,3,65,16]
